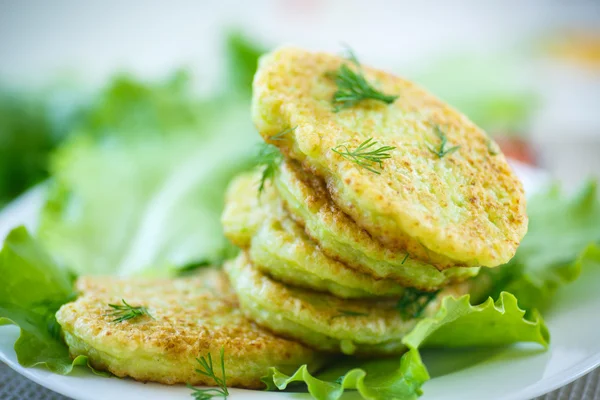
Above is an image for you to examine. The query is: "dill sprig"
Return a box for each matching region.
[187,348,229,400]
[427,126,460,159]
[255,143,282,194]
[255,128,295,194]
[401,253,410,265]
[332,137,395,174]
[343,46,360,66]
[331,65,398,111]
[396,288,440,320]
[105,299,152,323]
[328,49,398,112]
[270,126,297,141]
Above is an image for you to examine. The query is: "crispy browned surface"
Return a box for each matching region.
[56,270,320,388]
[252,46,528,268]
[225,252,470,355]
[275,160,480,289]
[222,170,408,297]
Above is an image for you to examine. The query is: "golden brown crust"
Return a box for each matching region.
[56,270,320,388]
[222,170,409,297]
[274,160,480,289]
[225,252,471,355]
[252,46,528,268]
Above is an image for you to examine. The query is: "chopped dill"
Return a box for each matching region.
[187,348,229,399]
[328,48,398,111]
[332,137,395,174]
[105,299,152,323]
[427,126,460,159]
[270,126,297,141]
[401,253,410,265]
[255,143,282,194]
[255,127,296,194]
[396,288,440,320]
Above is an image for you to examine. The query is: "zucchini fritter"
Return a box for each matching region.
[252,46,528,268]
[275,160,480,290]
[222,171,407,298]
[55,270,321,388]
[225,253,468,355]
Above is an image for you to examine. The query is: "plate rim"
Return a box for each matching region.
[2,326,599,400]
[1,161,598,400]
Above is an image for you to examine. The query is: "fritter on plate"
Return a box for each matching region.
[56,269,321,388]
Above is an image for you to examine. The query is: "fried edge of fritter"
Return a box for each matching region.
[55,270,322,388]
[224,253,468,355]
[250,217,407,298]
[223,170,408,298]
[252,46,527,268]
[275,160,480,289]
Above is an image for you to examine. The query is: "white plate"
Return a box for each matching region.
[1,161,599,400]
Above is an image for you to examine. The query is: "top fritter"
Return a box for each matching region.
[252,46,528,268]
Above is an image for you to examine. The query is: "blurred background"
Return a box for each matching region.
[0,0,599,269]
[1,0,600,205]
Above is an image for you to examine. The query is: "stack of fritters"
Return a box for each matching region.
[223,46,528,355]
[54,47,529,388]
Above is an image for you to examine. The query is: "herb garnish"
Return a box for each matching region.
[255,143,282,194]
[396,288,440,320]
[328,49,398,112]
[343,46,360,66]
[270,126,297,141]
[187,347,229,399]
[255,128,296,194]
[105,299,152,323]
[428,126,460,159]
[332,137,395,174]
[401,253,410,265]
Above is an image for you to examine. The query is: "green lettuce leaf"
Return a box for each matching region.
[405,292,548,349]
[35,56,262,276]
[471,181,600,311]
[0,30,265,208]
[225,31,266,96]
[263,292,547,400]
[38,98,258,276]
[0,92,66,207]
[264,351,428,400]
[0,226,87,373]
[75,70,207,140]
